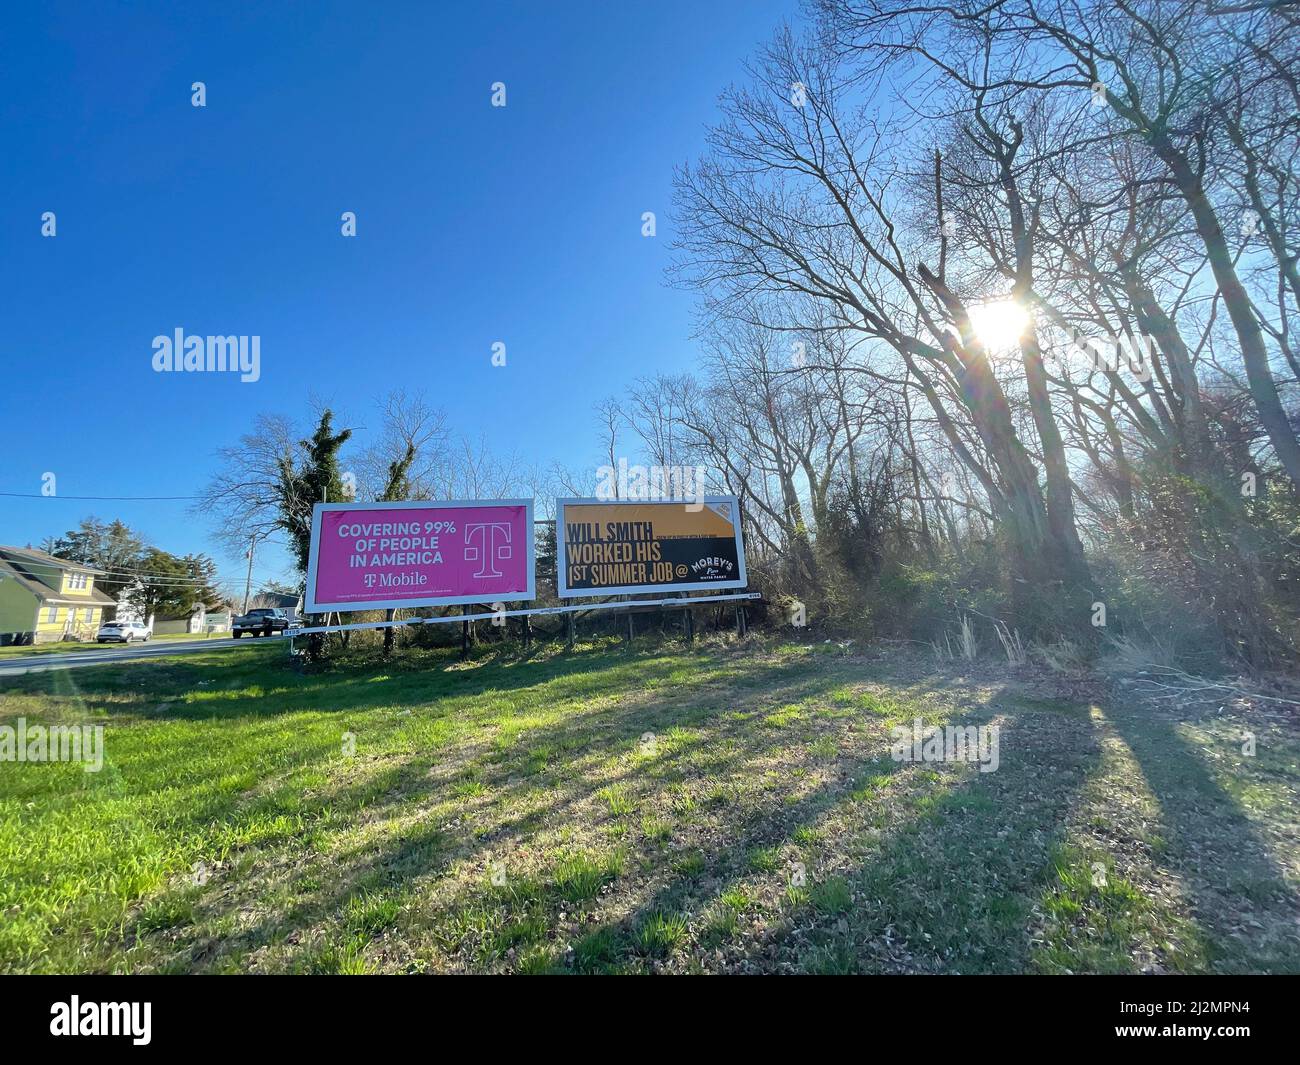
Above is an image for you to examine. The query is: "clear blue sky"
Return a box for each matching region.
[0,0,793,588]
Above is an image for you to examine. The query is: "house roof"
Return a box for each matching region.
[0,557,55,601]
[0,552,116,606]
[47,591,117,606]
[254,592,300,608]
[0,545,104,576]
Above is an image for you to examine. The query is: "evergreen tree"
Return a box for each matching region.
[276,410,352,573]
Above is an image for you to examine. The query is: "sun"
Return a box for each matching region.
[966,299,1032,353]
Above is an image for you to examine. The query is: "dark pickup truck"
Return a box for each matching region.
[231,608,291,638]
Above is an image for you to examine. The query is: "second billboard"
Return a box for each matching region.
[555,496,747,598]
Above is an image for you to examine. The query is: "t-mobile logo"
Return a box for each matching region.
[463,522,513,578]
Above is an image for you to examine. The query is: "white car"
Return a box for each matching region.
[97,619,152,643]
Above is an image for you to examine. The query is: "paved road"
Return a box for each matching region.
[0,634,285,677]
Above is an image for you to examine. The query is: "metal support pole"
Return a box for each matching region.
[523,614,531,649]
[566,612,575,651]
[241,533,259,615]
[461,619,470,661]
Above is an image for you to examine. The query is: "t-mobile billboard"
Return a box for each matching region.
[304,499,535,613]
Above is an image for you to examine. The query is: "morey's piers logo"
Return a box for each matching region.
[690,555,736,579]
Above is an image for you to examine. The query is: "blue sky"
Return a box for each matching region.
[0,0,793,589]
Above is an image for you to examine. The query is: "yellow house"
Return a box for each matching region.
[0,545,117,644]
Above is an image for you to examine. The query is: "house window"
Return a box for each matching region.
[44,606,59,623]
[83,609,94,623]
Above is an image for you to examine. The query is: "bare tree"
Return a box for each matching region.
[672,27,1092,604]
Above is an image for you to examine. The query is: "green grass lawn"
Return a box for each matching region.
[1,636,1297,974]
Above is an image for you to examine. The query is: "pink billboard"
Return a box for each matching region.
[304,499,535,613]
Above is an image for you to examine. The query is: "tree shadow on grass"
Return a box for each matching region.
[3,644,739,970]
[1106,702,1300,973]
[213,678,1107,974]
[563,693,1106,974]
[4,638,789,723]
[112,648,850,971]
[29,646,1230,975]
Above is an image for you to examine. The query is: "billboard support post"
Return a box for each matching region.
[566,612,575,651]
[213,592,762,664]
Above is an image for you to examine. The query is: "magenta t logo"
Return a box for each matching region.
[463,522,513,578]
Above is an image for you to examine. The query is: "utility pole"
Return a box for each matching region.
[241,533,260,614]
